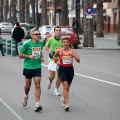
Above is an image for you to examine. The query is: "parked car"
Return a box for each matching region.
[39,25,55,40]
[11,23,31,38]
[45,26,79,48]
[25,25,55,39]
[0,22,13,34]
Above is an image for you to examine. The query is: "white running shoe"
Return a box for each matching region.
[64,103,69,111]
[46,80,52,90]
[22,95,28,106]
[34,102,42,112]
[34,105,42,112]
[61,97,65,107]
[53,90,60,96]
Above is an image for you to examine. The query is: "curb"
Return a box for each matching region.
[78,45,120,50]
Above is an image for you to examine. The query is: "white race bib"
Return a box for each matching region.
[62,56,72,64]
[32,47,40,58]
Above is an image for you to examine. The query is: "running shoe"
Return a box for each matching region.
[22,95,28,106]
[53,90,60,96]
[34,105,42,112]
[61,97,65,107]
[64,103,69,111]
[46,80,52,90]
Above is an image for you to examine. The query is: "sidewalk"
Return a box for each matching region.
[79,34,120,50]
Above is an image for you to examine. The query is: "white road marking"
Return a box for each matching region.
[42,64,120,87]
[0,98,23,120]
[75,73,120,87]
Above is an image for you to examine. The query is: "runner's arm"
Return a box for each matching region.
[72,50,80,63]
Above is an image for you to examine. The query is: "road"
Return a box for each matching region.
[0,34,120,120]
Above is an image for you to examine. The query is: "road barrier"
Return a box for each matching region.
[2,38,6,53]
[18,42,23,59]
[7,40,11,55]
[11,40,16,56]
[18,42,23,52]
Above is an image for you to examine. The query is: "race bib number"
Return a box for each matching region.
[62,56,72,64]
[32,47,40,57]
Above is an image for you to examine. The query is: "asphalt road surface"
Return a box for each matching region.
[0,34,120,120]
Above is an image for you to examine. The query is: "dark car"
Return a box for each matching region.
[45,26,79,48]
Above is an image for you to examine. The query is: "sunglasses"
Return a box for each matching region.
[32,33,41,36]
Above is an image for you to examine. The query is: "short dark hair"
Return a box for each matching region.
[16,22,20,26]
[54,26,61,31]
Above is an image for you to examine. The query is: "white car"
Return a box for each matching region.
[39,25,55,40]
[0,22,13,34]
[11,23,30,37]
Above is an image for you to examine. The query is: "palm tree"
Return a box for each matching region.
[61,0,69,26]
[76,0,82,34]
[25,0,30,23]
[117,0,120,45]
[88,0,94,47]
[0,0,4,22]
[30,0,35,24]
[83,0,94,47]
[53,0,57,25]
[41,0,48,25]
[96,0,104,37]
[11,0,17,24]
[83,0,89,47]
[19,0,25,22]
[4,0,9,22]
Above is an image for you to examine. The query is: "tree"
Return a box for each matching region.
[0,0,4,22]
[25,0,30,23]
[19,0,25,22]
[53,0,56,25]
[118,0,120,45]
[83,0,89,47]
[61,0,69,26]
[76,0,82,34]
[11,0,17,24]
[83,0,94,47]
[30,0,35,24]
[88,0,94,47]
[4,0,9,22]
[96,0,104,37]
[41,0,48,25]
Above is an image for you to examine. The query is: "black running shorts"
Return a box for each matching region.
[23,68,41,79]
[58,66,74,85]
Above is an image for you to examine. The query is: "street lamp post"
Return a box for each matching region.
[36,0,38,27]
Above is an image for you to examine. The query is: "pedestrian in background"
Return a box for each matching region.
[72,18,79,35]
[94,21,96,32]
[45,26,62,96]
[54,37,80,111]
[0,28,5,56]
[19,29,44,112]
[12,22,24,55]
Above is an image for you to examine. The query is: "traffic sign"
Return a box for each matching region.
[84,6,94,15]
